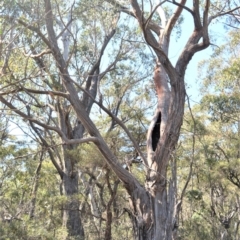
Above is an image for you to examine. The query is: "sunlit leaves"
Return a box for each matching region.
[201,94,240,122]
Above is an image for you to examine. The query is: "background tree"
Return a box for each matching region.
[0,0,240,239]
[176,29,240,240]
[0,0,152,238]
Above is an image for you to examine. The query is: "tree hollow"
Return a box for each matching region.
[152,111,161,151]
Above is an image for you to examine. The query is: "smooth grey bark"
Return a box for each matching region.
[62,167,84,239]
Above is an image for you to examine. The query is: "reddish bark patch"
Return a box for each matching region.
[154,65,164,100]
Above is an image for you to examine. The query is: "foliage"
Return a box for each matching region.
[0,0,240,239]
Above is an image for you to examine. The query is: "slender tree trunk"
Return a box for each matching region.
[104,174,119,240]
[104,209,112,240]
[29,156,43,219]
[59,108,85,238]
[62,165,84,239]
[62,146,84,239]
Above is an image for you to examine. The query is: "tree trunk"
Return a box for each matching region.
[104,210,112,240]
[42,1,210,239]
[29,159,42,219]
[62,169,84,239]
[128,179,177,240]
[59,110,85,238]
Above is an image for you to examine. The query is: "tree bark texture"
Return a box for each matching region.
[62,170,84,239]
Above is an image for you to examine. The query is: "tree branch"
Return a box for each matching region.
[145,1,167,29]
[192,0,202,30]
[43,0,140,191]
[165,0,187,37]
[106,0,161,34]
[18,19,52,49]
[0,94,68,142]
[26,107,64,178]
[70,77,148,167]
[180,95,196,202]
[0,86,69,99]
[167,0,193,15]
[209,6,240,24]
[82,28,117,110]
[203,0,210,28]
[130,0,177,81]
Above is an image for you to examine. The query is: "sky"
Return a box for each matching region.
[7,1,230,139]
[168,11,227,105]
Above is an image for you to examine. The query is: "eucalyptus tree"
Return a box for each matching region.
[191,29,240,239]
[0,0,239,239]
[171,29,240,240]
[104,1,239,239]
[175,104,240,240]
[0,0,152,238]
[0,110,49,238]
[199,29,240,184]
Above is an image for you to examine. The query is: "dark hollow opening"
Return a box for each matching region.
[151,112,161,151]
